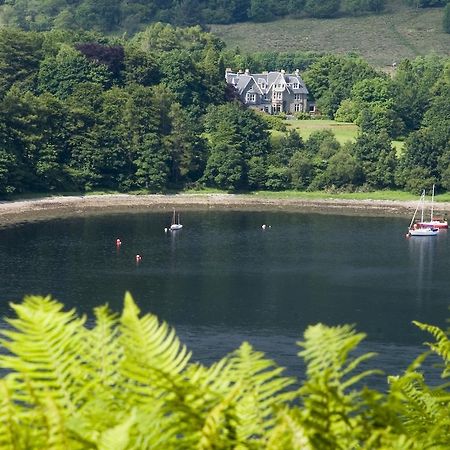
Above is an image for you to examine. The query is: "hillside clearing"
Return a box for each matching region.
[210,7,450,68]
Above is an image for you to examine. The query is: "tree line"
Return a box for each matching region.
[0,24,449,196]
[1,0,439,31]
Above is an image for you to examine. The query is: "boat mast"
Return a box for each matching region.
[431,184,435,221]
[409,190,425,229]
[420,190,424,223]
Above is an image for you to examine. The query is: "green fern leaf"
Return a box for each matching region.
[266,408,312,450]
[0,376,18,450]
[413,321,450,378]
[119,292,191,400]
[228,342,296,444]
[97,410,135,450]
[0,295,87,414]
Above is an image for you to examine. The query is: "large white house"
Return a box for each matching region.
[225,68,312,114]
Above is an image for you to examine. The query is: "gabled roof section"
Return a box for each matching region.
[225,69,309,95]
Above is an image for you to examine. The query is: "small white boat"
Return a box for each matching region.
[169,210,183,231]
[408,227,438,237]
[407,190,438,237]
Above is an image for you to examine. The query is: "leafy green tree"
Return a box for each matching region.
[167,102,207,187]
[265,165,291,190]
[303,55,379,118]
[248,0,276,22]
[304,0,340,18]
[124,45,161,87]
[126,85,170,192]
[392,57,446,132]
[158,50,205,110]
[397,124,450,192]
[353,131,397,188]
[269,130,304,166]
[202,114,245,191]
[289,151,314,190]
[38,45,112,99]
[322,145,362,188]
[247,156,268,189]
[74,0,121,32]
[0,28,43,97]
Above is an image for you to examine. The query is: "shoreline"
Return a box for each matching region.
[1,193,449,227]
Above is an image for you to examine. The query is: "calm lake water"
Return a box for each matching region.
[0,209,448,387]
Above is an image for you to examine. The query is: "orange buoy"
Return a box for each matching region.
[116,238,122,246]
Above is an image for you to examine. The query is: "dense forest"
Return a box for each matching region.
[1,0,449,31]
[0,23,448,196]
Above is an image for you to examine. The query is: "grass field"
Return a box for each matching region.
[271,119,405,152]
[210,4,450,68]
[286,119,358,143]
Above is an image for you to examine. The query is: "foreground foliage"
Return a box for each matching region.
[0,294,448,449]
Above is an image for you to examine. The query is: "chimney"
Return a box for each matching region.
[245,68,250,75]
[225,67,232,73]
[295,69,300,75]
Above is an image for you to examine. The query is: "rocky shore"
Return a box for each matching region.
[1,193,449,227]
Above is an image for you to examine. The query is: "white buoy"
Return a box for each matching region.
[164,227,168,233]
[262,224,266,229]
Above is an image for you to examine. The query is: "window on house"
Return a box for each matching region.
[273,92,282,100]
[294,104,303,112]
[294,94,302,100]
[293,83,299,89]
[246,93,256,102]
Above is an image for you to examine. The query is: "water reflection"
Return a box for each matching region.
[407,235,437,307]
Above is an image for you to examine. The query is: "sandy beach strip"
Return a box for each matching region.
[1,193,449,227]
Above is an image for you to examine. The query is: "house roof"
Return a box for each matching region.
[226,70,309,95]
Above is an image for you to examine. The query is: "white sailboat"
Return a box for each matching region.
[169,210,183,231]
[407,190,438,237]
[417,184,448,229]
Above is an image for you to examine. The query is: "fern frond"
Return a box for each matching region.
[97,410,136,450]
[413,320,450,377]
[228,342,296,444]
[0,376,18,450]
[266,408,312,450]
[40,396,69,450]
[197,383,241,450]
[0,295,87,414]
[119,292,191,403]
[388,371,450,446]
[297,323,380,449]
[76,304,122,402]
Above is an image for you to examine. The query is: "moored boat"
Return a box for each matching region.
[416,184,448,229]
[169,210,183,231]
[407,190,438,237]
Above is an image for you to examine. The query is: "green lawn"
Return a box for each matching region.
[272,119,405,151]
[286,119,358,144]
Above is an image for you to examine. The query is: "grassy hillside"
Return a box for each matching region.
[210,5,450,68]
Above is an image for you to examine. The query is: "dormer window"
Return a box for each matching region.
[246,93,256,102]
[293,83,299,89]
